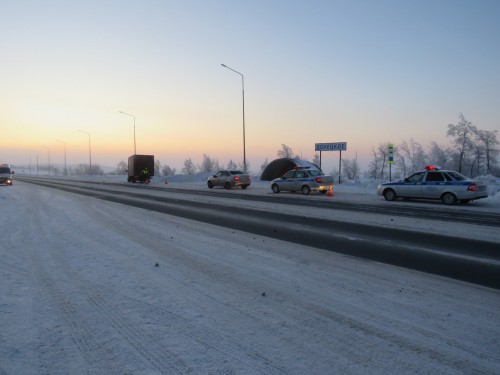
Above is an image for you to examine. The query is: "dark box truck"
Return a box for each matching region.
[128,155,154,183]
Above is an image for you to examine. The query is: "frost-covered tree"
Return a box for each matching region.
[447,113,478,173]
[277,144,294,158]
[200,154,215,172]
[476,129,499,174]
[342,157,360,180]
[116,160,127,175]
[428,142,450,169]
[367,144,388,180]
[154,159,162,176]
[161,165,176,176]
[397,138,427,175]
[226,160,238,170]
[182,158,196,175]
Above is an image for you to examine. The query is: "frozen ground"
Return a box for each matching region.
[1,174,499,374]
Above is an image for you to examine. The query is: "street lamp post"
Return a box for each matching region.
[56,139,67,175]
[119,111,136,155]
[78,130,92,175]
[221,63,247,173]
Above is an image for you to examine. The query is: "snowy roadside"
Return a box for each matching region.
[1,181,499,374]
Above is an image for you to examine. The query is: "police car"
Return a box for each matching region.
[271,167,334,195]
[376,166,488,205]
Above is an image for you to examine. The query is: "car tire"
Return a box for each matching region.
[301,185,311,195]
[241,185,248,189]
[441,192,457,205]
[224,182,231,189]
[383,189,397,201]
[207,181,213,188]
[271,184,280,193]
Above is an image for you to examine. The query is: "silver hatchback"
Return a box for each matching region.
[377,166,488,205]
[271,168,334,195]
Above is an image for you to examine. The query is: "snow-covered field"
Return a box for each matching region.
[1,175,499,374]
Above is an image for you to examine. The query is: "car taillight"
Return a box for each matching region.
[315,177,322,183]
[467,183,477,191]
[233,176,240,181]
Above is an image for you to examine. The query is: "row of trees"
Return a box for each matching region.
[366,114,499,180]
[114,114,498,180]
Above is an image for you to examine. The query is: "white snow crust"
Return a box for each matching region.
[1,175,499,374]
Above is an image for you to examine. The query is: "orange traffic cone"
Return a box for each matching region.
[327,186,334,197]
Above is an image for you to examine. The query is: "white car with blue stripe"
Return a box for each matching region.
[377,166,488,205]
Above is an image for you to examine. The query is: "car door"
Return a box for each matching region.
[280,170,296,191]
[422,171,448,199]
[213,171,225,186]
[291,170,307,191]
[397,172,425,197]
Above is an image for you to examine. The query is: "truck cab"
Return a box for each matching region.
[0,164,14,186]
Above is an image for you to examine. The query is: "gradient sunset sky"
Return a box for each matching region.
[1,0,499,174]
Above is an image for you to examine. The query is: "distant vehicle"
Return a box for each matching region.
[376,165,488,205]
[0,164,14,186]
[207,170,251,189]
[271,167,334,195]
[127,155,154,184]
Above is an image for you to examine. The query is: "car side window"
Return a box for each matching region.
[442,173,453,182]
[283,171,295,179]
[407,172,425,183]
[425,172,445,182]
[295,171,304,178]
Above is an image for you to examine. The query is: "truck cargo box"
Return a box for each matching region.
[128,155,154,183]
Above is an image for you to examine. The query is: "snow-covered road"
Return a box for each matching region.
[1,181,499,374]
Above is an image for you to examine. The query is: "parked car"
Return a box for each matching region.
[376,165,488,205]
[0,164,14,186]
[207,170,251,189]
[271,168,334,195]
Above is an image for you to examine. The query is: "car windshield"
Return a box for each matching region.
[230,171,243,175]
[0,167,11,174]
[445,171,468,181]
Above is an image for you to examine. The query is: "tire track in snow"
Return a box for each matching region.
[60,196,288,375]
[19,188,123,375]
[58,192,500,374]
[33,193,197,374]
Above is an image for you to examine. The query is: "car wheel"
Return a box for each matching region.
[224,182,231,189]
[383,189,397,201]
[207,181,213,188]
[271,184,280,193]
[320,189,327,194]
[241,185,248,189]
[301,185,311,195]
[441,192,457,205]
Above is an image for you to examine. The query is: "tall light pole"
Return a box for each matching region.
[56,139,67,175]
[221,63,247,173]
[78,130,92,175]
[119,111,136,155]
